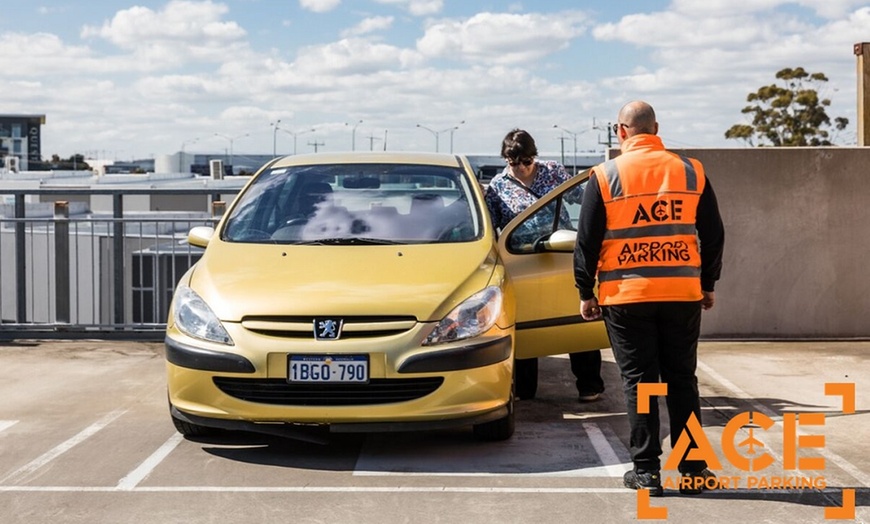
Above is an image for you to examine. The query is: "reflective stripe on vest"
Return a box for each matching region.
[595,154,704,305]
[598,265,700,283]
[603,159,622,199]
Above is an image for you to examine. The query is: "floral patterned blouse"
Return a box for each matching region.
[484,160,573,231]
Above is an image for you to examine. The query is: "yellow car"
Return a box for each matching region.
[165,152,608,442]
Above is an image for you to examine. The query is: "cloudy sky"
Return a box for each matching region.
[1,0,867,162]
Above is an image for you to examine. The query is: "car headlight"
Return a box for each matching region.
[424,286,503,346]
[172,285,234,345]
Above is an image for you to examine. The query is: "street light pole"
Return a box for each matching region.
[553,125,580,175]
[346,119,363,151]
[270,119,281,157]
[416,124,438,152]
[214,132,249,172]
[281,128,316,155]
[446,120,465,153]
[418,121,465,153]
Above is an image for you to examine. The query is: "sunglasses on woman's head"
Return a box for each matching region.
[508,157,534,167]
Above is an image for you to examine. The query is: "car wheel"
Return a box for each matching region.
[171,411,218,437]
[514,357,538,400]
[472,394,515,441]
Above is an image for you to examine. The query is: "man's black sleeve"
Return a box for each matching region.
[697,178,725,292]
[573,173,606,300]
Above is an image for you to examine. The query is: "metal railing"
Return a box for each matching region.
[0,186,239,340]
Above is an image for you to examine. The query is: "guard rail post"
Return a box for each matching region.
[113,194,125,325]
[14,194,26,323]
[54,201,70,324]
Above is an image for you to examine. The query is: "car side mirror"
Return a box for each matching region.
[541,229,576,252]
[188,226,215,248]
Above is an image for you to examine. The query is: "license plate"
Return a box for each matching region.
[288,355,369,383]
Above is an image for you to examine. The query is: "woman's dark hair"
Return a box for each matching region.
[500,129,538,160]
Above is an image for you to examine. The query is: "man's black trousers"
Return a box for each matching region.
[602,300,707,474]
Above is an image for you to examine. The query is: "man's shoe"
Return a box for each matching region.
[679,468,717,495]
[578,391,602,402]
[623,470,663,497]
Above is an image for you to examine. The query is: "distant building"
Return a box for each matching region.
[152,152,605,181]
[467,152,604,183]
[155,152,273,176]
[0,114,46,171]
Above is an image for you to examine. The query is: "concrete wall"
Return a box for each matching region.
[657,147,870,338]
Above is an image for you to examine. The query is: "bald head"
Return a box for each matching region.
[618,101,658,136]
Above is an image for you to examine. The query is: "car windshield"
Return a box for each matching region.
[222,163,482,245]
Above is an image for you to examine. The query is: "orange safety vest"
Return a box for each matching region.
[593,136,704,305]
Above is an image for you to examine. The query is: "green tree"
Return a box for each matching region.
[725,67,849,146]
[49,153,91,170]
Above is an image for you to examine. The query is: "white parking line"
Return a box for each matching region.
[353,422,630,478]
[116,433,185,490]
[0,485,629,494]
[0,410,126,485]
[582,423,627,477]
[0,421,18,434]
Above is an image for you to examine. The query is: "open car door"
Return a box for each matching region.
[497,170,610,363]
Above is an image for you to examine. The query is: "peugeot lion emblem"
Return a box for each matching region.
[314,319,343,341]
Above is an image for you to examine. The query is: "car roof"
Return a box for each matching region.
[267,151,465,169]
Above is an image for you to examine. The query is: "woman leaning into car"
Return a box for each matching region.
[484,128,605,403]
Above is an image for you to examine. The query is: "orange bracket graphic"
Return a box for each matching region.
[823,382,857,520]
[637,383,668,414]
[636,489,667,520]
[825,488,856,520]
[825,383,855,414]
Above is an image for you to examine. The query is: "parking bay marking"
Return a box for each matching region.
[353,422,631,477]
[0,410,126,485]
[116,432,185,490]
[0,485,630,494]
[0,421,18,434]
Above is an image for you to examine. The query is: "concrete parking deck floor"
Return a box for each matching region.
[0,339,867,524]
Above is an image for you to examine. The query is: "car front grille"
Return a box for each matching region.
[240,316,418,339]
[213,377,444,406]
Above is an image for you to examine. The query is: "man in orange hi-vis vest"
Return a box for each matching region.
[573,100,725,497]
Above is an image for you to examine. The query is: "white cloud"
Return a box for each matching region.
[37,6,69,15]
[341,16,394,38]
[0,32,86,64]
[299,0,341,13]
[804,0,870,18]
[590,2,868,147]
[374,0,444,17]
[671,0,870,19]
[0,32,121,76]
[80,0,247,67]
[4,1,866,159]
[418,12,589,65]
[294,38,423,75]
[593,11,799,49]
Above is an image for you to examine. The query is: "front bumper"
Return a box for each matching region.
[165,325,514,428]
[170,402,510,440]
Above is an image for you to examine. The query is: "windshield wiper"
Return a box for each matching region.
[298,237,404,245]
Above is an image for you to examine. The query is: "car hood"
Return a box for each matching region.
[188,240,500,322]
